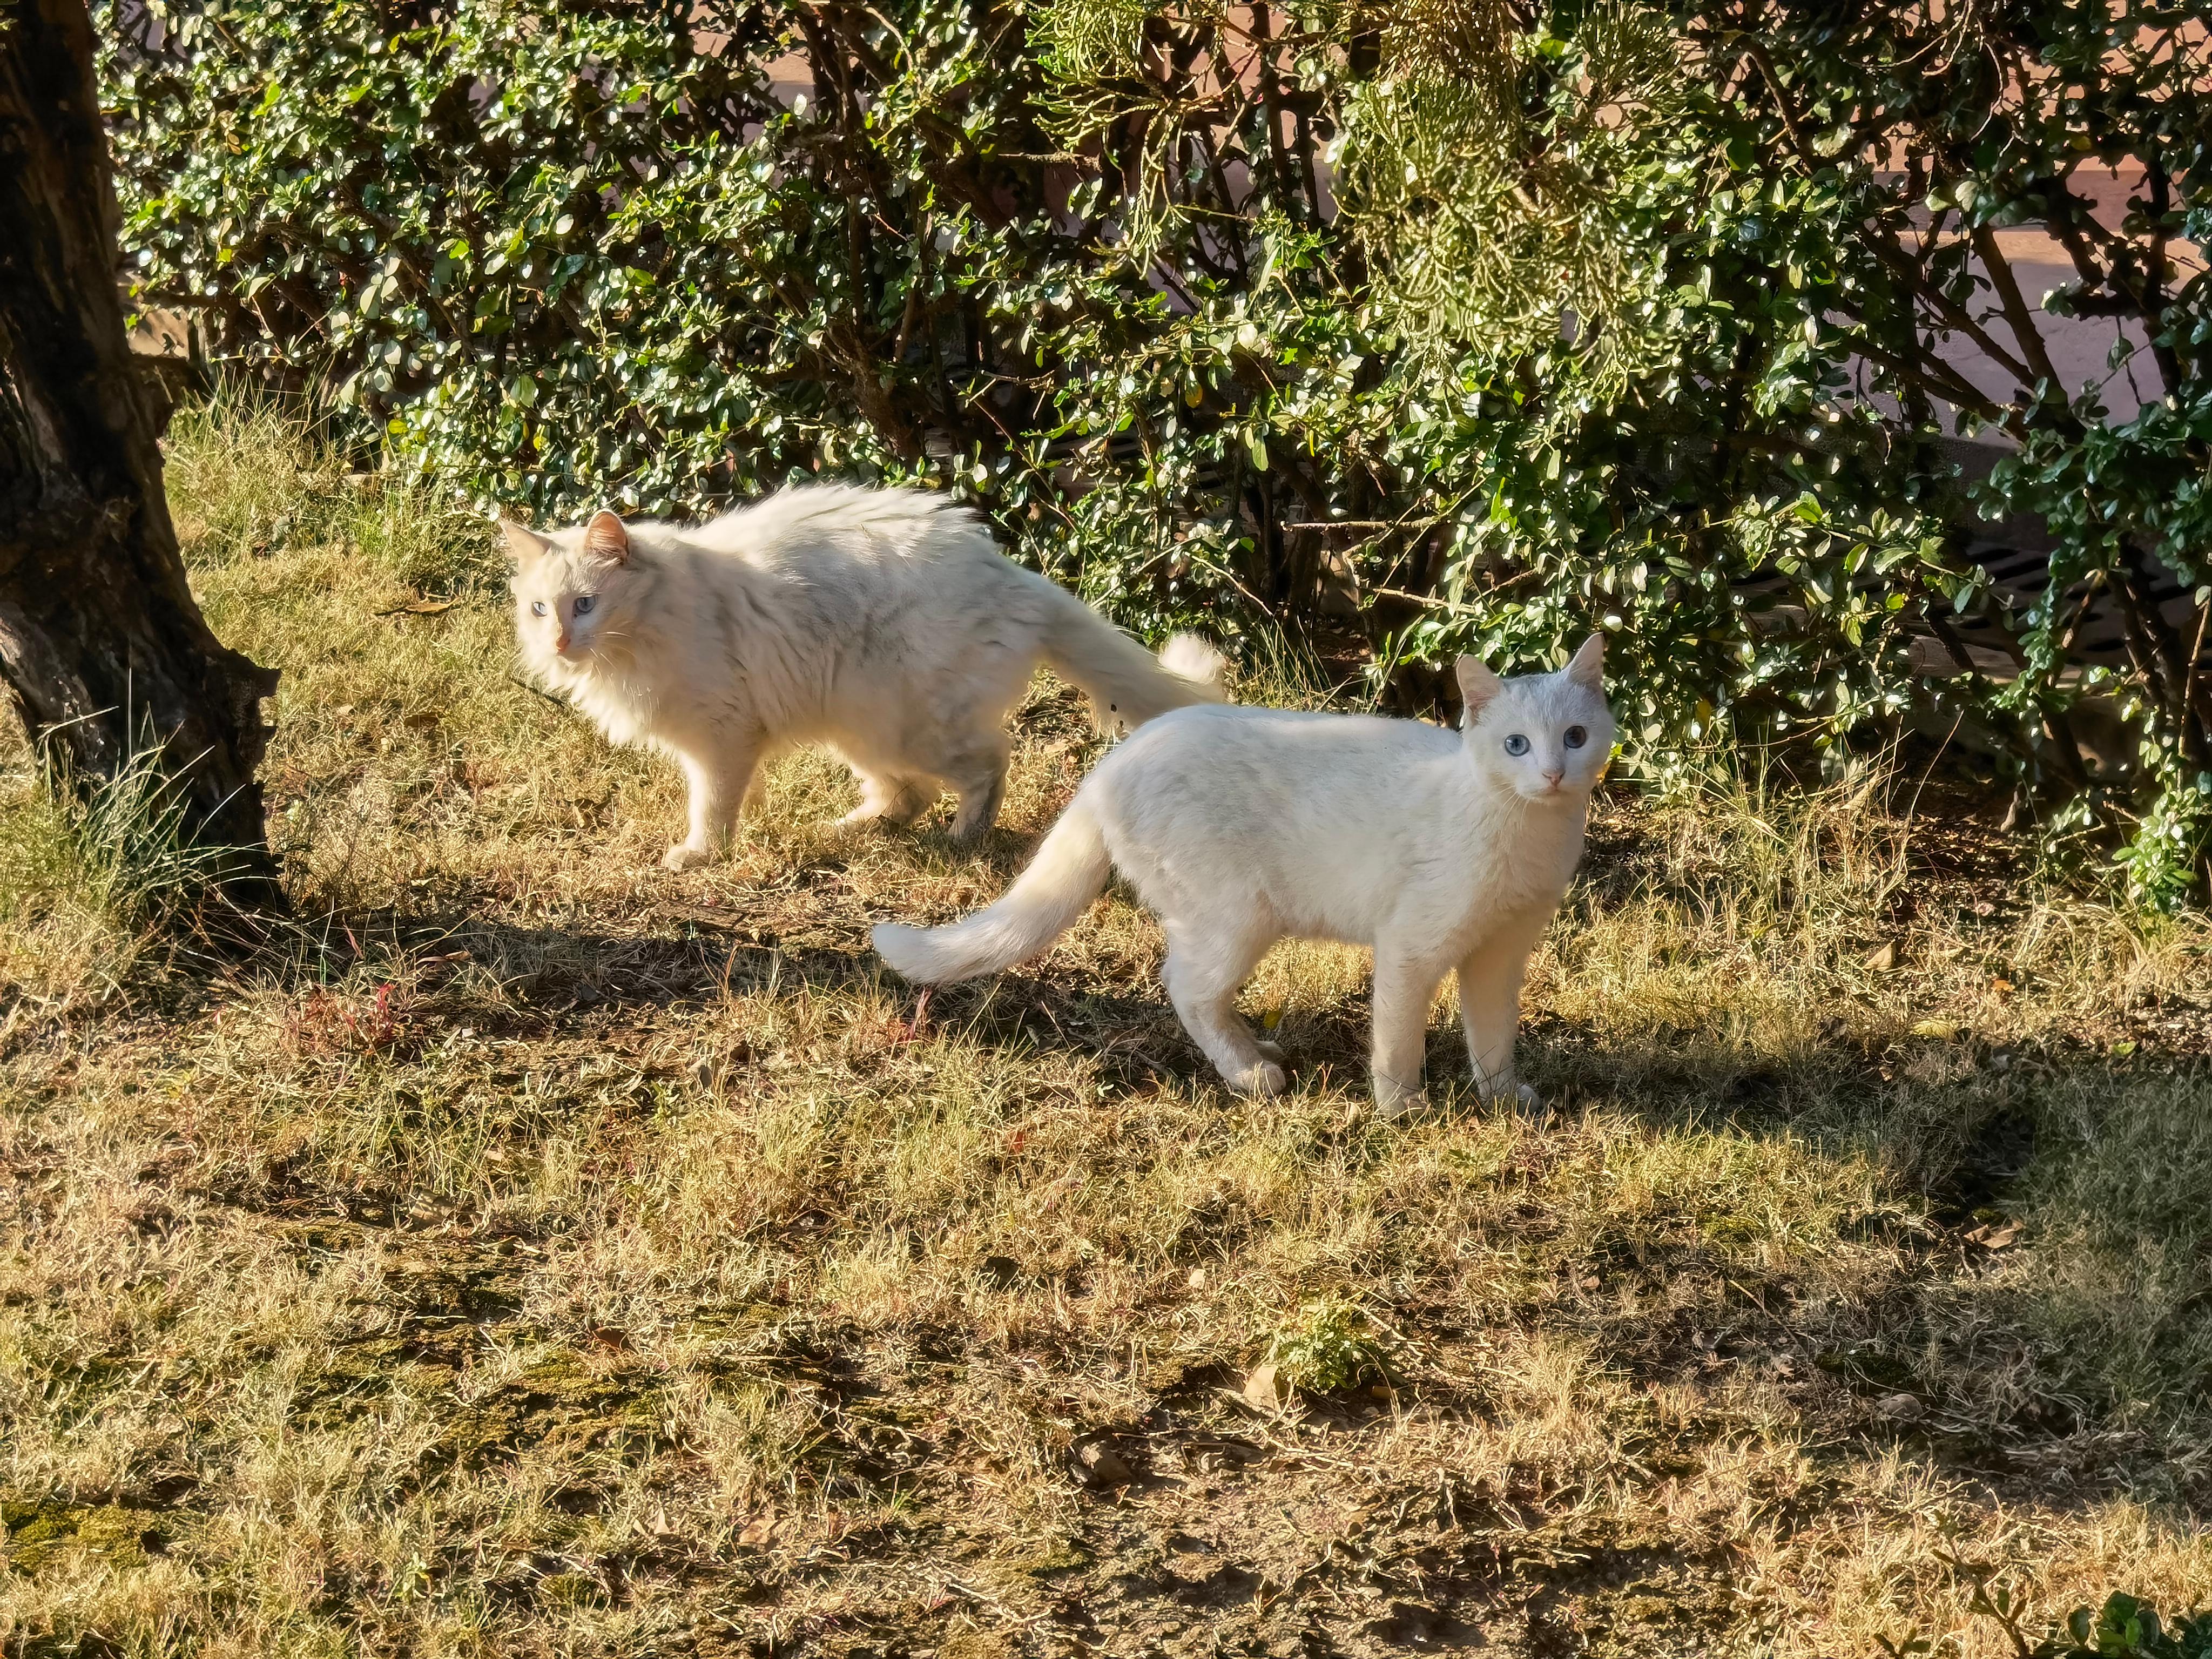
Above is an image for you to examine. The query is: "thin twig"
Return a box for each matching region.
[506,671,574,714]
[2181,594,2211,761]
[1365,570,1545,616]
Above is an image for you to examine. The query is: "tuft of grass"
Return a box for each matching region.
[51,737,247,927]
[0,731,255,1017]
[3,399,2211,1656]
[164,386,497,595]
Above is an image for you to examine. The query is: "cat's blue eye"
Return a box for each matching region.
[574,595,596,615]
[530,601,548,617]
[1503,733,1530,757]
[1563,725,1588,749]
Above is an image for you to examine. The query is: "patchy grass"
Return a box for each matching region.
[3,400,2211,1657]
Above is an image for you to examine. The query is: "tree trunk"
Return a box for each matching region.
[0,0,282,911]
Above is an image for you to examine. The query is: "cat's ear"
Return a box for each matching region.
[1565,632,1606,690]
[1456,655,1503,721]
[498,518,549,566]
[583,509,631,565]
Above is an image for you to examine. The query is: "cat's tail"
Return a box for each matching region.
[1036,586,1229,733]
[872,801,1111,984]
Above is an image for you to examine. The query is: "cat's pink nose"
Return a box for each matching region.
[1542,768,1564,788]
[555,630,571,652]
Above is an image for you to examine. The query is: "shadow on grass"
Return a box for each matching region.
[80,848,2212,1540]
[1508,1023,2212,1520]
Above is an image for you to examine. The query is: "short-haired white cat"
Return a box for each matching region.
[504,485,1226,869]
[873,638,1612,1112]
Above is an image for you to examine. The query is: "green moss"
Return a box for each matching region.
[3,1498,160,1575]
[291,1334,459,1428]
[1007,1534,1094,1577]
[431,1353,663,1472]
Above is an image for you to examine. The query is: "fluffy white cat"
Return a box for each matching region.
[504,485,1226,869]
[873,638,1613,1112]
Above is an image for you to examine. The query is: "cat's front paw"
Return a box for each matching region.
[1230,1058,1287,1097]
[662,842,716,872]
[1374,1085,1429,1122]
[1373,1068,1427,1119]
[1478,1078,1544,1114]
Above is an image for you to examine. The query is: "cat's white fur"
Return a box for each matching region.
[873,639,1613,1112]
[504,484,1227,869]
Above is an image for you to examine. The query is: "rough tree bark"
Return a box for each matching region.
[0,0,281,909]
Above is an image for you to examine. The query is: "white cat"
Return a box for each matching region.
[873,638,1612,1112]
[503,485,1227,869]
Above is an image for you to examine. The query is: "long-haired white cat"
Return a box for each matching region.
[874,639,1612,1112]
[503,485,1226,869]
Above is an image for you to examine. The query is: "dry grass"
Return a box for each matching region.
[3,397,2212,1657]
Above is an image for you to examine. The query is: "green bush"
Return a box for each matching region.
[1262,1294,1396,1395]
[104,0,2212,898]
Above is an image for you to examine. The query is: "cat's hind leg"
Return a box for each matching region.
[1159,920,1284,1097]
[943,736,1012,845]
[840,767,933,828]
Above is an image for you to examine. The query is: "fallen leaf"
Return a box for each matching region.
[737,1512,777,1547]
[1186,1266,1207,1290]
[1863,941,1897,972]
[374,597,460,618]
[2111,1040,2137,1057]
[1877,1392,1925,1421]
[1910,1017,1961,1041]
[1242,1362,1289,1411]
[1964,1221,2022,1250]
[1073,1439,1132,1486]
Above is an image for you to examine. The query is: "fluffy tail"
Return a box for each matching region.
[1037,586,1228,733]
[873,801,1111,983]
